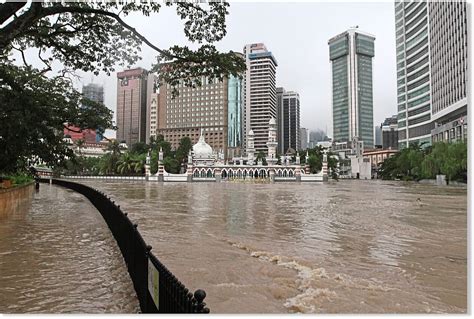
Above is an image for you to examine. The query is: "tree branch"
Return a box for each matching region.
[37,49,52,75]
[63,124,83,133]
[0,4,185,62]
[11,44,30,68]
[0,2,28,25]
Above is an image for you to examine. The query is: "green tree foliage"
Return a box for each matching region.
[379,141,467,182]
[306,155,321,174]
[130,142,149,155]
[0,64,112,172]
[175,137,193,165]
[163,157,180,174]
[305,146,323,173]
[149,135,165,150]
[117,152,145,175]
[0,2,245,173]
[421,141,467,182]
[60,137,190,175]
[327,154,339,180]
[255,151,268,165]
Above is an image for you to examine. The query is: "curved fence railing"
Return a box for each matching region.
[38,178,209,313]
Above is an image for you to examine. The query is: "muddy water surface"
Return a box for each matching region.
[81,180,467,313]
[0,184,139,313]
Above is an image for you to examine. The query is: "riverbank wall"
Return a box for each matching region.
[0,182,34,217]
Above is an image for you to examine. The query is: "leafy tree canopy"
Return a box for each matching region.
[0,1,246,173]
[378,141,467,182]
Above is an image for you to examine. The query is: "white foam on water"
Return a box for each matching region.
[284,288,337,313]
[225,239,399,313]
[227,240,338,313]
[215,282,250,288]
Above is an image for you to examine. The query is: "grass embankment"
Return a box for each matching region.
[0,174,34,189]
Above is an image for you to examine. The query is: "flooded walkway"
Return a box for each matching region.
[0,184,139,313]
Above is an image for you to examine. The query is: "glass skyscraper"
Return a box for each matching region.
[328,28,375,149]
[395,1,468,148]
[82,83,104,142]
[227,75,242,149]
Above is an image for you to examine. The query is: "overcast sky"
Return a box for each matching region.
[75,2,398,138]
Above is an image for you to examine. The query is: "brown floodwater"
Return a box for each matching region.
[0,180,467,313]
[77,179,467,314]
[0,184,139,313]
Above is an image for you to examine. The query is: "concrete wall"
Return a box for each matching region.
[0,182,34,218]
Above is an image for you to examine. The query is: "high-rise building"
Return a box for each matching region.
[116,68,152,147]
[145,73,158,144]
[328,27,375,149]
[148,93,159,140]
[83,83,105,142]
[282,91,301,152]
[374,126,382,147]
[300,127,308,150]
[82,83,104,105]
[157,75,233,158]
[243,43,278,154]
[381,115,398,149]
[276,87,285,154]
[309,129,330,148]
[64,83,104,143]
[395,1,468,148]
[227,73,244,159]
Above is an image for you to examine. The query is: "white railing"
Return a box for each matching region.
[301,175,323,182]
[274,177,297,181]
[62,175,145,181]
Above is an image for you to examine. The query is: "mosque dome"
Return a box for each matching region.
[193,131,213,159]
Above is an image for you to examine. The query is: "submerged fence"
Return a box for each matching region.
[38,178,209,313]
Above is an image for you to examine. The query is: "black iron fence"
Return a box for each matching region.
[38,178,209,313]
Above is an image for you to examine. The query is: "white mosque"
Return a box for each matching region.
[145,118,328,183]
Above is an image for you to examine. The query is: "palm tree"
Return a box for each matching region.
[103,140,123,175]
[106,140,123,157]
[132,153,146,174]
[117,152,135,175]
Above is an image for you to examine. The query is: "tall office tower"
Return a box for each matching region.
[227,73,244,158]
[243,43,278,154]
[82,83,104,105]
[381,115,398,149]
[157,75,232,157]
[282,91,301,152]
[328,27,375,149]
[374,126,382,147]
[309,129,329,148]
[276,87,285,154]
[82,83,104,142]
[145,73,157,144]
[116,68,151,147]
[395,1,468,148]
[148,93,159,140]
[300,127,308,150]
[64,83,105,143]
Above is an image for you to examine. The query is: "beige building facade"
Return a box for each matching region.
[158,76,230,156]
